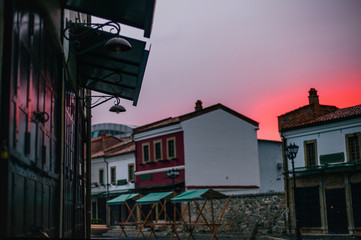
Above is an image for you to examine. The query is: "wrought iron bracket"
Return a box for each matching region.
[63,20,121,54]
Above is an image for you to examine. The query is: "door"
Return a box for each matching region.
[325,188,348,234]
[351,183,361,228]
[2,1,61,237]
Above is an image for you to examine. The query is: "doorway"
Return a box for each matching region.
[325,188,348,234]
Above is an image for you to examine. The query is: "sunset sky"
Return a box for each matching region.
[92,0,361,141]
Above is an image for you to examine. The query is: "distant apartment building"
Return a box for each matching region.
[91,123,135,138]
[279,88,361,236]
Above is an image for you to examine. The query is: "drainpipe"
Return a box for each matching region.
[104,158,110,226]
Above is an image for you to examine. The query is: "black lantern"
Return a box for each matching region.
[166,168,180,192]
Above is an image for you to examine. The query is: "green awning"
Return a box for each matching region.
[62,0,156,38]
[91,191,107,197]
[136,191,173,205]
[290,160,361,173]
[107,193,140,205]
[170,189,227,203]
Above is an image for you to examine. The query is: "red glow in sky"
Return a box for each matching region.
[92,0,361,141]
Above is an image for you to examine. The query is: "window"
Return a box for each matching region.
[346,133,360,162]
[128,163,134,182]
[110,166,116,184]
[304,140,317,167]
[99,169,104,185]
[142,143,150,163]
[154,140,162,161]
[167,137,176,159]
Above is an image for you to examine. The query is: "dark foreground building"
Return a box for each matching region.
[0,0,155,238]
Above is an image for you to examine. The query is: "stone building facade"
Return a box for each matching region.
[188,192,287,239]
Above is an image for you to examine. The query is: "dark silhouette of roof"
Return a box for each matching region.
[282,104,361,131]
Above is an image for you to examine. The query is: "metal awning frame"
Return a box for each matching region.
[64,22,150,105]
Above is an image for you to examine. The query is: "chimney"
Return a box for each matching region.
[101,132,107,150]
[308,88,319,105]
[195,100,203,111]
[308,88,320,117]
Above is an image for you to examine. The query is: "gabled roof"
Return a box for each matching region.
[283,104,361,131]
[133,117,181,133]
[133,103,258,134]
[91,134,135,158]
[278,104,338,118]
[91,134,124,155]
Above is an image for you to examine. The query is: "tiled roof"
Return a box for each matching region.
[285,104,361,130]
[133,117,180,133]
[278,104,337,118]
[133,103,258,134]
[91,134,124,155]
[106,142,135,156]
[91,134,134,158]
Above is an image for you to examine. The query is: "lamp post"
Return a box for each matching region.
[166,168,180,229]
[285,143,301,240]
[166,168,180,192]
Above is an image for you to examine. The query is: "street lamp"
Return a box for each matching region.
[166,168,180,192]
[285,143,301,240]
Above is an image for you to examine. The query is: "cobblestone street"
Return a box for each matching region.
[91,226,359,240]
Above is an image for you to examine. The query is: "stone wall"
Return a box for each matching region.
[187,192,287,239]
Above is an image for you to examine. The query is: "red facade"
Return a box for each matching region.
[135,131,185,189]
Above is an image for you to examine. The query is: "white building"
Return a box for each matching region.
[181,104,261,195]
[91,134,135,225]
[91,123,135,138]
[258,140,283,193]
[278,88,361,236]
[133,101,262,195]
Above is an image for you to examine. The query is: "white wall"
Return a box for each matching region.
[283,118,361,169]
[258,140,283,193]
[91,152,135,194]
[91,157,106,194]
[107,153,135,192]
[181,109,260,194]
